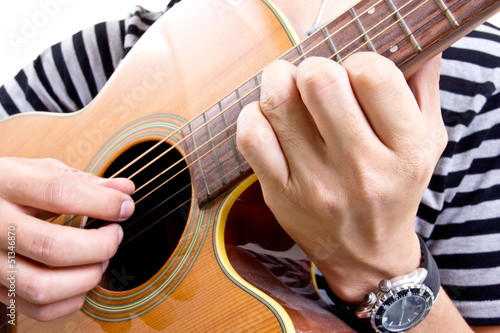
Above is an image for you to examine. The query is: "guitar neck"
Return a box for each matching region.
[183,0,500,207]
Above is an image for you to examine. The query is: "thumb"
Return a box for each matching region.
[407,54,448,160]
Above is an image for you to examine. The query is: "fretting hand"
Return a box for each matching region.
[237,52,447,303]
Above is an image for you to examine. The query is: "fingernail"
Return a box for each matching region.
[101,260,110,273]
[117,225,124,244]
[119,200,134,221]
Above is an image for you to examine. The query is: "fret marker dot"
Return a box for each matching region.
[390,45,398,53]
[368,7,376,14]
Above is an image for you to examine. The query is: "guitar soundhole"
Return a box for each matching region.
[87,141,191,292]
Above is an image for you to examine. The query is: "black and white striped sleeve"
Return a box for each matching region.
[415,22,500,326]
[0,6,164,119]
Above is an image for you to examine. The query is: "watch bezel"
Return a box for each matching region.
[370,283,435,333]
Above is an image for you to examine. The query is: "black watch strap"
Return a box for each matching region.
[418,234,440,296]
[316,233,440,332]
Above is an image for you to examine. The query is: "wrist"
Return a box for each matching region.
[315,234,441,333]
[317,232,422,304]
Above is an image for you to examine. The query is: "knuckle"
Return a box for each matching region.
[398,145,436,186]
[298,58,347,95]
[260,85,294,115]
[237,104,275,159]
[32,295,86,322]
[40,160,82,212]
[40,157,65,168]
[24,274,51,305]
[310,182,341,215]
[30,229,67,265]
[346,53,399,88]
[32,309,60,322]
[41,175,69,211]
[435,126,449,155]
[238,125,273,155]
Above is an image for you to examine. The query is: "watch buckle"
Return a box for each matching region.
[354,268,428,319]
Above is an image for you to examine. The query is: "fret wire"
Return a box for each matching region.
[350,8,377,52]
[297,44,307,61]
[328,0,434,63]
[120,153,253,247]
[219,100,244,174]
[107,0,422,191]
[203,112,226,186]
[189,122,211,196]
[254,74,261,86]
[384,0,422,53]
[76,0,472,231]
[297,0,408,66]
[134,130,241,207]
[235,88,245,115]
[434,0,459,28]
[107,0,390,186]
[80,0,457,230]
[322,27,342,63]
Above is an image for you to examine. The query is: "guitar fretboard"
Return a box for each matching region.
[182,0,500,207]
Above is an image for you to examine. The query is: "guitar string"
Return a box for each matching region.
[110,0,420,187]
[120,156,250,247]
[104,0,389,183]
[124,0,425,203]
[76,0,431,235]
[65,0,389,229]
[73,0,433,233]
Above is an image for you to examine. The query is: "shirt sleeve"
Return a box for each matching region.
[415,22,500,327]
[0,6,164,120]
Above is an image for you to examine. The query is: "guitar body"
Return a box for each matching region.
[4,0,499,330]
[0,0,354,331]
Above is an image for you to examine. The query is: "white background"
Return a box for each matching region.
[0,0,166,84]
[1,1,500,85]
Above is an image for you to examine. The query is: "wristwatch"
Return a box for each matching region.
[320,234,440,333]
[354,235,440,333]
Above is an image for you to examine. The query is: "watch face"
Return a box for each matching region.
[371,285,434,333]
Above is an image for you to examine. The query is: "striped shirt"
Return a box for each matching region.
[0,3,499,328]
[417,22,500,326]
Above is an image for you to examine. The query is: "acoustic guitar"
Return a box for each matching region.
[1,0,499,331]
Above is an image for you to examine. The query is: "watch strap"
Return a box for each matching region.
[418,234,440,297]
[314,233,440,332]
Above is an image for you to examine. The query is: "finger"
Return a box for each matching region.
[407,54,448,159]
[258,60,324,159]
[407,54,442,115]
[342,52,427,151]
[0,158,135,221]
[91,176,135,195]
[0,251,105,306]
[237,101,289,187]
[295,57,379,151]
[0,207,122,266]
[0,285,87,322]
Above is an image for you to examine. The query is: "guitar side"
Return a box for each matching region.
[0,0,349,332]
